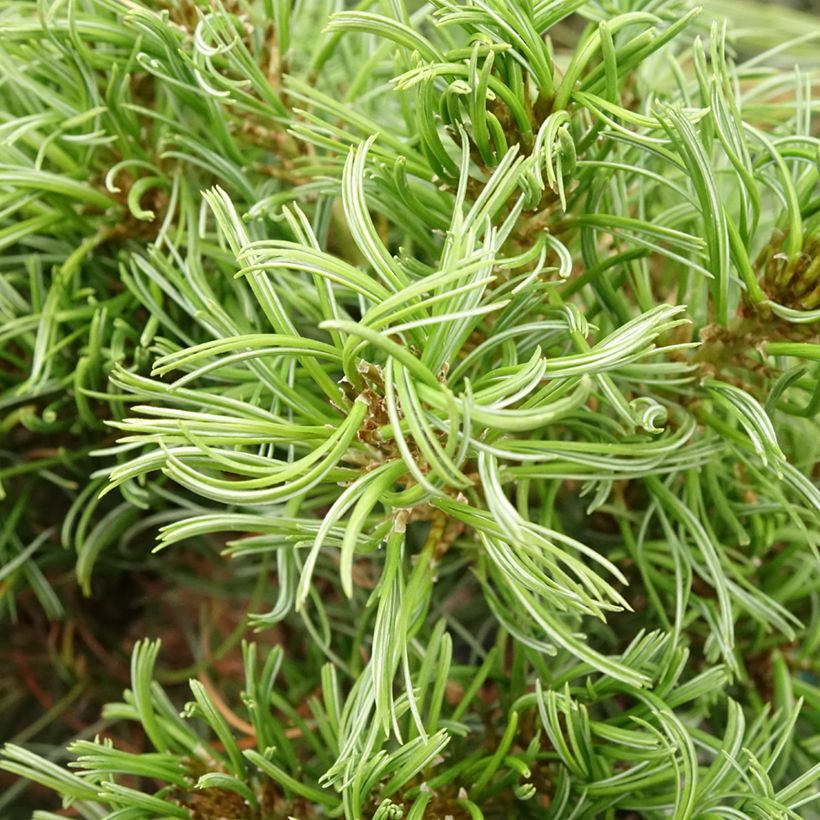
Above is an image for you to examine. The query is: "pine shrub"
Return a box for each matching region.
[1,0,819,817]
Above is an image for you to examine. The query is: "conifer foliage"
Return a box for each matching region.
[1,0,819,817]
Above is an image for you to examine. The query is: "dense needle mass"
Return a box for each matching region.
[0,0,818,817]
